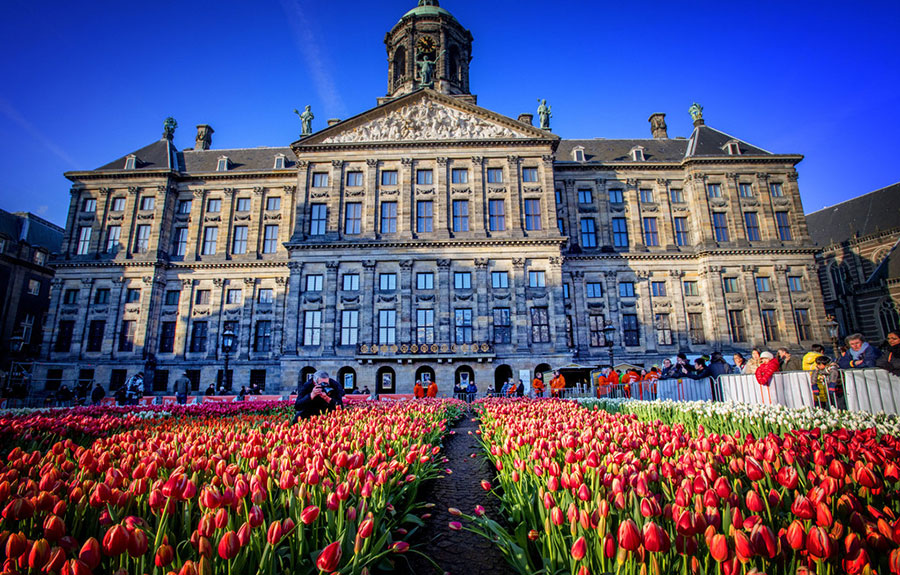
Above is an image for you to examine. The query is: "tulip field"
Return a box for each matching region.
[0,399,465,575]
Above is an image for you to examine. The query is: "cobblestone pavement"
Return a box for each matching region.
[397,411,516,575]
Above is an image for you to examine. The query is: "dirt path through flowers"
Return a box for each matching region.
[399,412,515,575]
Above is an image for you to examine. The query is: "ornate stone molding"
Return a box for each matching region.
[341,295,360,303]
[437,259,452,269]
[377,295,396,303]
[488,187,507,195]
[331,160,344,168]
[788,172,799,182]
[326,261,340,270]
[304,295,322,304]
[310,191,329,199]
[451,187,471,195]
[288,261,304,271]
[511,258,525,267]
[669,270,685,278]
[401,157,414,166]
[107,214,124,222]
[243,277,257,286]
[137,213,155,220]
[492,293,511,301]
[455,293,474,302]
[471,156,484,166]
[506,155,519,165]
[416,294,435,303]
[264,213,283,221]
[416,188,435,196]
[283,185,296,195]
[756,173,770,181]
[523,187,542,194]
[640,203,659,213]
[399,260,414,270]
[223,188,236,197]
[436,157,449,165]
[541,154,555,164]
[192,190,206,199]
[234,214,251,221]
[213,278,225,287]
[181,279,194,288]
[381,189,400,196]
[204,215,221,223]
[366,159,378,167]
[128,186,141,195]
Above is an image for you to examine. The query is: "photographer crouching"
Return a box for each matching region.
[292,370,344,423]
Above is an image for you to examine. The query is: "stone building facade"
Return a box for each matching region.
[34,0,828,395]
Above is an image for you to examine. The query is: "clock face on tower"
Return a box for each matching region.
[416,36,436,56]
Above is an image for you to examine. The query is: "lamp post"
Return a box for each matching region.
[221,328,235,393]
[824,315,840,360]
[4,334,24,397]
[603,324,616,370]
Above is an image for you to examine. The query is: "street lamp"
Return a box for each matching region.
[4,334,24,396]
[603,324,616,370]
[221,328,236,393]
[824,315,840,359]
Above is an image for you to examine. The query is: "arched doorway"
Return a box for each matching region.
[338,366,357,392]
[299,366,316,386]
[454,365,474,391]
[534,363,551,380]
[494,364,513,393]
[376,366,395,393]
[415,365,436,386]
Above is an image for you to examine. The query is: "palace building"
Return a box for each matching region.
[35,0,828,395]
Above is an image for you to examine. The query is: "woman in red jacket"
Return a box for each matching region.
[755,351,780,403]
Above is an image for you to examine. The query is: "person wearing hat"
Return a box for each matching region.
[755,351,780,387]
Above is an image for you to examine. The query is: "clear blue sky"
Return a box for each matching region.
[1,0,898,227]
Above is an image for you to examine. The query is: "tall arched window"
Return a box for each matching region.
[881,299,900,338]
[338,366,357,391]
[448,45,461,82]
[393,47,406,86]
[829,263,844,297]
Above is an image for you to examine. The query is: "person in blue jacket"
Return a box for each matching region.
[837,333,881,369]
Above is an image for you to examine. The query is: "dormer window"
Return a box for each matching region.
[273,154,286,170]
[216,156,230,172]
[124,155,137,170]
[573,147,585,162]
[630,146,645,162]
[724,141,741,155]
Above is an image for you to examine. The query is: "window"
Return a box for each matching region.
[261,225,279,253]
[619,282,635,297]
[232,226,248,254]
[93,288,109,304]
[172,228,188,257]
[416,201,433,233]
[776,212,793,241]
[712,213,729,242]
[670,189,684,203]
[725,142,741,155]
[112,197,127,212]
[581,219,597,248]
[529,270,545,287]
[643,217,659,246]
[258,288,274,304]
[34,251,46,266]
[689,313,706,344]
[531,307,550,343]
[341,310,359,346]
[623,314,640,346]
[632,148,645,161]
[609,189,624,204]
[302,312,321,346]
[381,170,398,186]
[578,189,593,204]
[770,182,784,197]
[739,183,753,198]
[795,309,812,341]
[563,284,570,299]
[378,310,396,344]
[380,202,397,233]
[788,276,804,292]
[163,290,180,306]
[588,315,606,347]
[612,218,629,248]
[236,198,251,212]
[82,198,96,213]
[106,226,121,253]
[451,168,468,184]
[491,271,509,289]
[674,217,690,246]
[200,227,218,255]
[555,189,562,205]
[451,200,469,232]
[707,183,722,198]
[158,322,176,353]
[125,288,141,303]
[586,282,603,298]
[206,198,221,213]
[380,273,397,291]
[343,203,362,235]
[55,321,75,352]
[312,172,329,187]
[723,277,739,293]
[574,149,585,162]
[86,320,105,352]
[140,196,155,211]
[306,275,323,292]
[417,272,434,290]
[522,167,538,182]
[756,277,772,292]
[524,199,542,230]
[651,281,667,297]
[76,227,92,255]
[744,212,761,242]
[761,309,779,342]
[486,168,503,183]
[454,272,472,289]
[639,189,654,203]
[226,289,242,304]
[63,289,79,305]
[217,157,229,172]
[120,320,137,352]
[455,309,473,344]
[416,169,433,185]
[310,204,327,235]
[416,309,435,344]
[266,196,281,211]
[683,281,699,296]
[343,274,359,291]
[346,172,363,187]
[558,218,565,234]
[195,290,211,305]
[729,310,747,343]
[493,308,511,344]
[656,314,673,346]
[488,200,505,231]
[135,225,151,253]
[256,320,274,351]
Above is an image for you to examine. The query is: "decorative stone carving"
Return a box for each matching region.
[399,260,414,269]
[474,258,489,269]
[234,214,251,221]
[656,178,668,186]
[488,187,507,195]
[640,203,659,213]
[213,278,225,287]
[223,188,236,197]
[511,258,525,267]
[471,156,484,165]
[710,198,728,208]
[437,259,452,269]
[669,270,685,278]
[192,190,205,199]
[455,293,474,302]
[128,186,141,195]
[523,187,542,194]
[548,257,562,266]
[377,295,396,303]
[415,188,435,196]
[416,294,435,302]
[341,295,360,303]
[141,276,153,285]
[326,261,340,270]
[381,189,400,196]
[587,302,605,309]
[243,278,256,286]
[672,205,689,213]
[283,185,296,194]
[137,213,155,220]
[264,213,283,221]
[60,307,78,315]
[772,197,791,207]
[107,214,124,222]
[756,173,770,181]
[181,279,194,288]
[310,191,329,199]
[541,154,555,163]
[362,260,377,269]
[288,261,304,271]
[742,265,758,273]
[124,304,141,315]
[788,172,799,182]
[296,160,309,169]
[451,187,472,195]
[436,157,449,165]
[492,293,511,301]
[304,295,322,304]
[322,98,529,143]
[366,159,378,167]
[506,155,519,165]
[401,157,414,166]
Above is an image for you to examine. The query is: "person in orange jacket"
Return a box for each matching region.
[621,369,640,398]
[426,380,438,398]
[532,374,545,397]
[642,367,660,399]
[550,370,566,397]
[595,370,608,398]
[413,380,425,399]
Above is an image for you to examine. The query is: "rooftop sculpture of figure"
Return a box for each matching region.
[537,99,552,130]
[689,102,704,122]
[294,105,314,136]
[162,117,177,140]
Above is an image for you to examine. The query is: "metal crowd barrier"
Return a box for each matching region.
[657,378,715,402]
[842,369,900,415]
[718,373,815,408]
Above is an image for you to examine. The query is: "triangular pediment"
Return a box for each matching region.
[295,90,555,147]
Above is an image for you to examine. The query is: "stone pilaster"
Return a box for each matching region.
[283,262,303,354]
[512,258,529,352]
[474,258,490,342]
[548,256,567,352]
[361,260,377,343]
[399,259,414,344]
[73,279,94,358]
[322,261,340,353]
[437,259,452,343]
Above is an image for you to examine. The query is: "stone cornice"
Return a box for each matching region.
[285,237,567,251]
[297,139,555,154]
[564,247,818,262]
[554,154,803,172]
[66,170,297,184]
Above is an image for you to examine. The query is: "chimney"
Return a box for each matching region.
[327,118,341,127]
[196,125,214,150]
[648,113,668,139]
[518,113,534,126]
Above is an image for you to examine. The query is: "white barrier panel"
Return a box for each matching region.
[770,372,815,409]
[842,369,900,415]
[657,378,714,402]
[718,374,763,405]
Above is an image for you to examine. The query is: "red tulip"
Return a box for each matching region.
[791,494,815,521]
[391,541,410,553]
[854,466,882,490]
[528,530,540,541]
[237,522,251,547]
[43,514,66,541]
[78,537,101,569]
[618,519,641,551]
[155,542,175,567]
[480,480,491,491]
[641,497,661,518]
[733,530,754,563]
[750,523,777,559]
[128,529,148,558]
[301,505,320,525]
[358,518,374,539]
[317,541,342,572]
[5,532,26,559]
[102,524,130,556]
[179,560,199,575]
[776,466,799,490]
[709,534,729,562]
[44,547,67,573]
[61,558,92,575]
[217,531,239,561]
[807,526,832,560]
[267,521,283,545]
[889,548,900,574]
[449,521,462,531]
[28,538,50,570]
[745,457,765,482]
[745,490,764,513]
[571,536,587,560]
[816,502,833,528]
[249,505,265,528]
[642,521,670,553]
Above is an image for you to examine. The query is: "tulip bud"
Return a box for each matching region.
[709,534,729,562]
[179,560,199,575]
[358,518,374,539]
[155,542,175,567]
[102,524,130,556]
[128,529,148,558]
[807,526,833,560]
[300,505,320,525]
[571,536,587,560]
[217,532,239,561]
[317,541,343,572]
[786,520,806,551]
[618,519,641,552]
[643,521,670,553]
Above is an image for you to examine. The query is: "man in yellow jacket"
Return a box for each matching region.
[802,344,826,370]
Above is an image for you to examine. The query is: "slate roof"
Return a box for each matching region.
[805,182,900,247]
[556,138,688,163]
[95,139,177,171]
[0,209,64,252]
[684,125,772,157]
[180,147,296,173]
